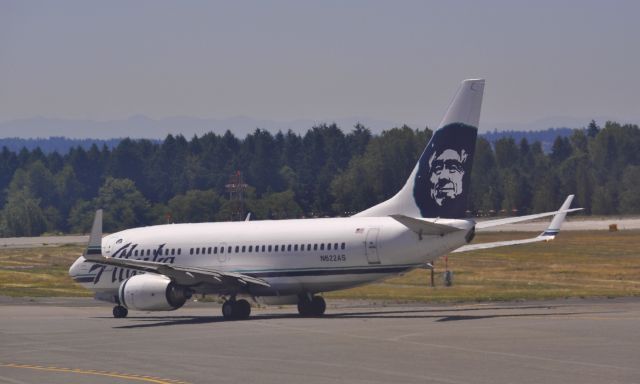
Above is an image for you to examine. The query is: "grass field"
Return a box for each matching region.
[1,230,639,302]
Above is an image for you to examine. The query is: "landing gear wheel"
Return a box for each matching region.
[298,295,326,317]
[222,300,235,320]
[311,296,326,316]
[222,299,252,320]
[234,299,251,320]
[113,305,128,318]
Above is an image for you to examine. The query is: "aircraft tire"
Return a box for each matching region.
[311,296,326,316]
[234,299,251,320]
[113,305,128,318]
[222,300,235,320]
[298,295,325,317]
[297,299,311,316]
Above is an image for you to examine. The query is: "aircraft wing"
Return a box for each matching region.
[84,253,270,288]
[82,210,270,290]
[453,195,580,253]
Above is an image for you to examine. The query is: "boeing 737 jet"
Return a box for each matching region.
[69,79,582,319]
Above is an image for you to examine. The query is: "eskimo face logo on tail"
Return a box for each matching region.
[429,148,468,205]
[413,123,477,218]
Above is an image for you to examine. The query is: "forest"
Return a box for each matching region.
[0,120,638,237]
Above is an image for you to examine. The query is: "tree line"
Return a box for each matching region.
[0,120,638,237]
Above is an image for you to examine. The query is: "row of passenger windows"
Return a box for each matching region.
[190,242,346,255]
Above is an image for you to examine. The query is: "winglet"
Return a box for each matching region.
[538,195,576,240]
[84,209,103,259]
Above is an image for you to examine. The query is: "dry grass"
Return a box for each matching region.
[1,230,639,302]
[0,245,91,297]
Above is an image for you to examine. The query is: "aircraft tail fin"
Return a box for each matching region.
[355,79,484,219]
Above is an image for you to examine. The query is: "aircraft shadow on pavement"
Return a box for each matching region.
[105,304,609,329]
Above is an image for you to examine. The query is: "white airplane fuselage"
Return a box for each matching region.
[70,216,473,300]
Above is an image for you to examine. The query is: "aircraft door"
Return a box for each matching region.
[365,228,381,264]
[218,243,228,263]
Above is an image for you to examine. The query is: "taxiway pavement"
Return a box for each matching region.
[1,298,639,384]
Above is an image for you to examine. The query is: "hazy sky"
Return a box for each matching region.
[1,0,639,133]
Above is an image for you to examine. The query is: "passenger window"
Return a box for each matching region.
[228,246,232,253]
[281,244,285,251]
[307,244,311,251]
[242,246,246,252]
[172,249,176,256]
[341,242,345,250]
[200,247,204,254]
[235,246,239,253]
[334,243,338,250]
[275,245,279,252]
[220,247,224,254]
[134,250,138,256]
[214,247,218,254]
[195,248,200,255]
[320,244,325,251]
[208,247,212,254]
[268,245,272,252]
[287,244,292,251]
[294,244,298,251]
[328,243,332,250]
[262,245,266,252]
[178,248,181,255]
[314,244,318,251]
[249,245,253,252]
[190,248,194,255]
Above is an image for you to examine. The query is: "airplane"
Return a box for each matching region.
[69,79,582,319]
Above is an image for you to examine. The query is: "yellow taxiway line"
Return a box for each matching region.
[0,363,190,384]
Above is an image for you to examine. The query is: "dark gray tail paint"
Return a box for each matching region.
[355,79,484,219]
[413,123,478,218]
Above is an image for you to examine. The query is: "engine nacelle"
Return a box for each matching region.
[118,274,190,311]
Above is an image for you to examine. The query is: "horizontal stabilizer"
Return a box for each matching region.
[390,215,461,236]
[453,195,580,253]
[476,206,582,229]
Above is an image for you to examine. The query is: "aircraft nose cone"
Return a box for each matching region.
[68,256,86,277]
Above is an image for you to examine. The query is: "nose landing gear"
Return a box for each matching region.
[297,295,326,316]
[113,305,128,318]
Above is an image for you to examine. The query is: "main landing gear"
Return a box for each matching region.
[222,299,251,320]
[297,295,326,317]
[113,305,128,318]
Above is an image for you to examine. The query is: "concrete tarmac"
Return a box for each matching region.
[1,298,639,384]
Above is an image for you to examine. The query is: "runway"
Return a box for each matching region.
[1,298,639,384]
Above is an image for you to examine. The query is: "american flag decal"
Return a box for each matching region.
[355,228,364,234]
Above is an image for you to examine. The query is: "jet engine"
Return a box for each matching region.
[118,274,191,311]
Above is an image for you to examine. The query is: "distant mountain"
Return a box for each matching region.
[0,115,400,140]
[1,127,583,154]
[0,137,124,153]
